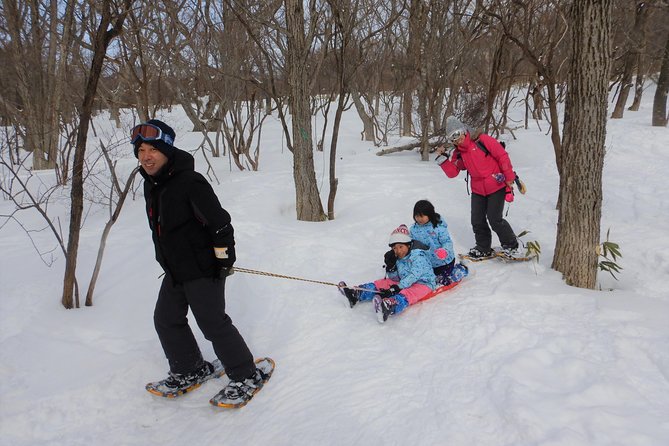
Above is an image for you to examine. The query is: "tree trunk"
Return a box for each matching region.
[327,93,346,220]
[628,62,645,111]
[552,0,612,289]
[285,0,326,222]
[62,0,130,309]
[401,0,425,138]
[629,2,651,112]
[652,32,669,127]
[545,81,563,177]
[402,91,413,136]
[485,34,507,132]
[350,91,375,142]
[611,2,649,119]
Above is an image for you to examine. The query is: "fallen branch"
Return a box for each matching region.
[376,136,446,156]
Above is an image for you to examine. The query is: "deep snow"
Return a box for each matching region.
[1,88,668,446]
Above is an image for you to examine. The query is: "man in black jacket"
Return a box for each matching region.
[134,119,271,406]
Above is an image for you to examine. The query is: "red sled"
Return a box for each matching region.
[416,279,462,304]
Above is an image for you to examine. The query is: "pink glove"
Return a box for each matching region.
[435,248,448,260]
[505,186,514,203]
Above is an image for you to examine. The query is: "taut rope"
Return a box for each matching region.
[232,267,376,293]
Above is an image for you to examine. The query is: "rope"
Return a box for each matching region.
[232,267,377,293]
[233,267,340,287]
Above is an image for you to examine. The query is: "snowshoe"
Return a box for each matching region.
[458,247,495,262]
[209,357,275,408]
[496,246,537,262]
[146,359,225,398]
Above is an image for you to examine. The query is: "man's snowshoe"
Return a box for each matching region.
[146,359,225,398]
[209,357,275,409]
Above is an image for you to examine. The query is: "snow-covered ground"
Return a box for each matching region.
[1,88,668,446]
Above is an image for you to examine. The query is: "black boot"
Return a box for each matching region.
[373,295,397,323]
[146,360,222,397]
[338,281,360,308]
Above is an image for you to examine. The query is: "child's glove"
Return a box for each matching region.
[435,248,448,260]
[384,249,397,271]
[379,284,401,298]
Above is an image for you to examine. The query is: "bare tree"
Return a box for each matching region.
[1,0,78,172]
[0,145,68,267]
[552,0,612,289]
[85,140,140,306]
[114,2,165,122]
[481,0,570,177]
[62,0,131,309]
[611,2,650,118]
[322,0,405,217]
[225,0,327,221]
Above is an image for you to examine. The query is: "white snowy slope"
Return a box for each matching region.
[1,88,668,446]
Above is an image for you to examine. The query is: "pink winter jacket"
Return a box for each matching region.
[439,133,515,196]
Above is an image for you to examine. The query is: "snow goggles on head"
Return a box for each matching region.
[130,123,174,146]
[447,129,464,143]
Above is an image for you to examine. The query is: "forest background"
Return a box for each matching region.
[1,0,668,307]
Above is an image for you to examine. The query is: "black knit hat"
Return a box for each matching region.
[133,119,177,159]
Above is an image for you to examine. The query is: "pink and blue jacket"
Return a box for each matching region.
[439,133,515,196]
[410,219,455,266]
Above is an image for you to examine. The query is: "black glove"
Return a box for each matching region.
[214,244,236,279]
[379,284,400,298]
[384,250,397,272]
[214,244,236,266]
[215,263,235,279]
[214,223,236,266]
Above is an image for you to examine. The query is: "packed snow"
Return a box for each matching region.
[1,88,668,446]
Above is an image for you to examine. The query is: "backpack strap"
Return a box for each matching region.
[475,138,508,156]
[474,139,491,156]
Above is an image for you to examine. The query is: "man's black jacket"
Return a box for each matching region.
[140,149,235,282]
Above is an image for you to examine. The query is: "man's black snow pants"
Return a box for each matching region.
[470,188,517,251]
[154,274,255,381]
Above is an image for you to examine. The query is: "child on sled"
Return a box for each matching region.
[409,200,467,285]
[339,225,437,323]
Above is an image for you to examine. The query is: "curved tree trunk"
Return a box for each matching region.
[552,0,612,289]
[62,0,130,309]
[350,91,375,142]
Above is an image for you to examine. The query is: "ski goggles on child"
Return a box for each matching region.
[130,123,174,146]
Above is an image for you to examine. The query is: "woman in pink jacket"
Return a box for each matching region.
[437,117,519,260]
